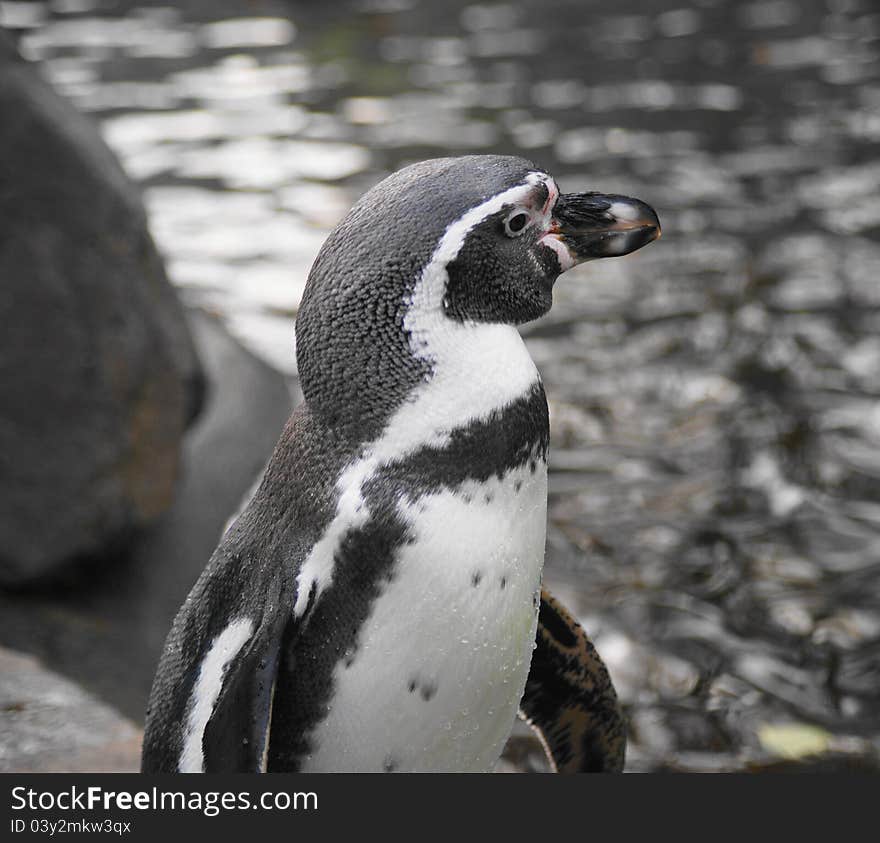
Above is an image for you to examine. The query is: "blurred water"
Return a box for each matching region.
[5,0,880,771]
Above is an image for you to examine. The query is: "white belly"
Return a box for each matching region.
[298,459,548,772]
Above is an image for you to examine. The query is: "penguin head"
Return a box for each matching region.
[437,160,660,325]
[296,155,659,437]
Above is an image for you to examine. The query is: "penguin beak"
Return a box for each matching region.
[540,193,661,270]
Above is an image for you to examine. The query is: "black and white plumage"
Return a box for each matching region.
[141,155,660,773]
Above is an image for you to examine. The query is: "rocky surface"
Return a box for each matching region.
[0,30,203,586]
[0,646,141,773]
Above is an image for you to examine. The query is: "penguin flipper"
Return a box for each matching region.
[199,595,287,772]
[519,588,626,773]
[142,541,297,773]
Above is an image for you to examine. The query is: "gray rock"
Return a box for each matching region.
[0,310,294,723]
[0,646,141,772]
[0,31,203,585]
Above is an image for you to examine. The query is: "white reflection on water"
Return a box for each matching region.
[170,137,370,186]
[536,80,744,113]
[171,55,312,102]
[0,1,47,28]
[21,12,198,59]
[199,18,296,49]
[103,107,309,146]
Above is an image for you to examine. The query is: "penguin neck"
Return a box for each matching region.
[372,316,542,466]
[297,264,543,455]
[299,309,542,463]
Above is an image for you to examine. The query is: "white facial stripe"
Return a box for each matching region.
[293,173,547,618]
[413,176,545,313]
[179,617,254,773]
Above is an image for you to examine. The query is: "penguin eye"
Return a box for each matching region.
[504,211,531,237]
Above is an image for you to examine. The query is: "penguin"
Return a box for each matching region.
[141,155,660,773]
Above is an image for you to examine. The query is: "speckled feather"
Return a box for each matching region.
[521,590,626,772]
